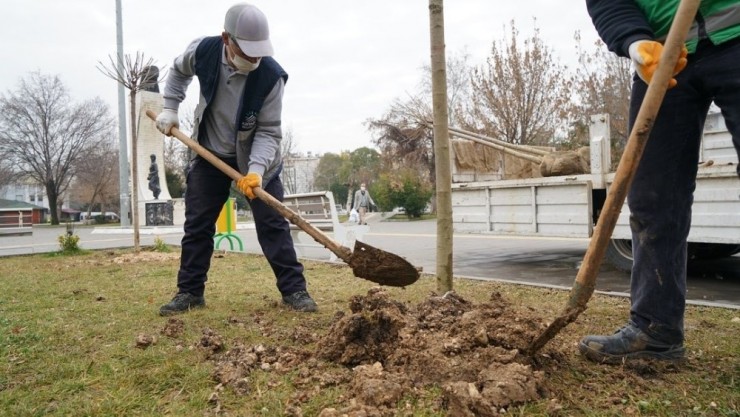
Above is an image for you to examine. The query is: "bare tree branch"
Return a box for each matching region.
[470,20,573,146]
[570,34,631,165]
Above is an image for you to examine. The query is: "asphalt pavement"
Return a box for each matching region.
[1,214,738,309]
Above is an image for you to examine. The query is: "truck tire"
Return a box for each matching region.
[688,243,740,260]
[605,239,633,273]
[604,241,740,273]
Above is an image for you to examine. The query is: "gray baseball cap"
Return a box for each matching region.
[224,3,273,57]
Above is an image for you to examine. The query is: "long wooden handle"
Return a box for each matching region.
[145,109,353,263]
[575,0,698,293]
[528,0,701,354]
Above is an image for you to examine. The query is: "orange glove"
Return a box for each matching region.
[628,40,688,88]
[236,172,262,199]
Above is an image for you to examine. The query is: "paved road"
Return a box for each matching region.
[1,217,738,309]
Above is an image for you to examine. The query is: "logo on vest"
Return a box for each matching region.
[239,111,258,131]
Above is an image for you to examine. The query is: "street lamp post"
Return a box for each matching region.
[115,0,131,226]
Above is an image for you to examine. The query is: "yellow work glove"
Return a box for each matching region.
[236,172,262,200]
[628,40,688,88]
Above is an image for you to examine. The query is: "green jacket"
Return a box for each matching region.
[587,0,740,56]
[636,0,740,52]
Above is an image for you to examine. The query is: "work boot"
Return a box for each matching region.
[159,293,205,316]
[282,290,318,312]
[579,322,685,364]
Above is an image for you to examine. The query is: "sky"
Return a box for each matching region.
[0,1,601,155]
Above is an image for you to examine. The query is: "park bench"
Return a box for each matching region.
[282,191,369,261]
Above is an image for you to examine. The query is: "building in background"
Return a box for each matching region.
[0,176,71,221]
[0,199,46,231]
[282,152,321,195]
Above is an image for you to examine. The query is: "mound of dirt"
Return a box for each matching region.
[315,288,548,416]
[203,288,552,416]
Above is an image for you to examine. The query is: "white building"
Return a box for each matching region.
[0,176,70,210]
[282,152,321,195]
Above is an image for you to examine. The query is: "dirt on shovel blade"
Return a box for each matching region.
[349,241,420,287]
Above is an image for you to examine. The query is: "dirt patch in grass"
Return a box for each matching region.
[196,288,560,416]
[111,251,180,263]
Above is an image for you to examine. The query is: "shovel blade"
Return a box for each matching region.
[348,240,420,287]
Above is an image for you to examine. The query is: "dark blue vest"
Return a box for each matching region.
[193,36,288,140]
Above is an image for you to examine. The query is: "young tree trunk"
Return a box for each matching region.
[129,93,140,252]
[429,0,453,292]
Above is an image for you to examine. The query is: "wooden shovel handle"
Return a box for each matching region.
[575,0,699,293]
[145,109,353,263]
[528,0,701,354]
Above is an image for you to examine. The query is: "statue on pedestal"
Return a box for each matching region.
[147,154,161,199]
[140,65,160,93]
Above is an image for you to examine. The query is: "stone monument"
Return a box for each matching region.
[132,66,178,227]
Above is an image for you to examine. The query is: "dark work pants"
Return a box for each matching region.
[627,38,740,344]
[176,156,306,297]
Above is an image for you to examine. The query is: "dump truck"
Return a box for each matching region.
[450,112,740,272]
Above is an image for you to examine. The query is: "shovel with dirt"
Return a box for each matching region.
[146,110,420,287]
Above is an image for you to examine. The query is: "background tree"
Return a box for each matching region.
[0,152,18,192]
[367,50,473,197]
[164,167,185,198]
[313,153,344,188]
[72,139,120,220]
[367,109,434,182]
[346,147,380,187]
[162,123,188,198]
[369,170,433,218]
[420,50,474,127]
[279,128,299,194]
[313,148,380,210]
[570,33,632,166]
[314,152,346,202]
[162,105,193,199]
[470,20,573,146]
[0,72,113,224]
[369,174,395,212]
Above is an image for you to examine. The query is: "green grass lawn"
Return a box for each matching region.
[0,247,738,416]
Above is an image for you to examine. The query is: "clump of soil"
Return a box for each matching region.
[161,318,185,338]
[318,287,408,366]
[314,288,548,416]
[199,328,225,356]
[135,333,156,349]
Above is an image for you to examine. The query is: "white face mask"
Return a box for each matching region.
[231,54,261,73]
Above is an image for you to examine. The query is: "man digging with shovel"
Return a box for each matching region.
[155,3,317,315]
[580,0,740,363]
